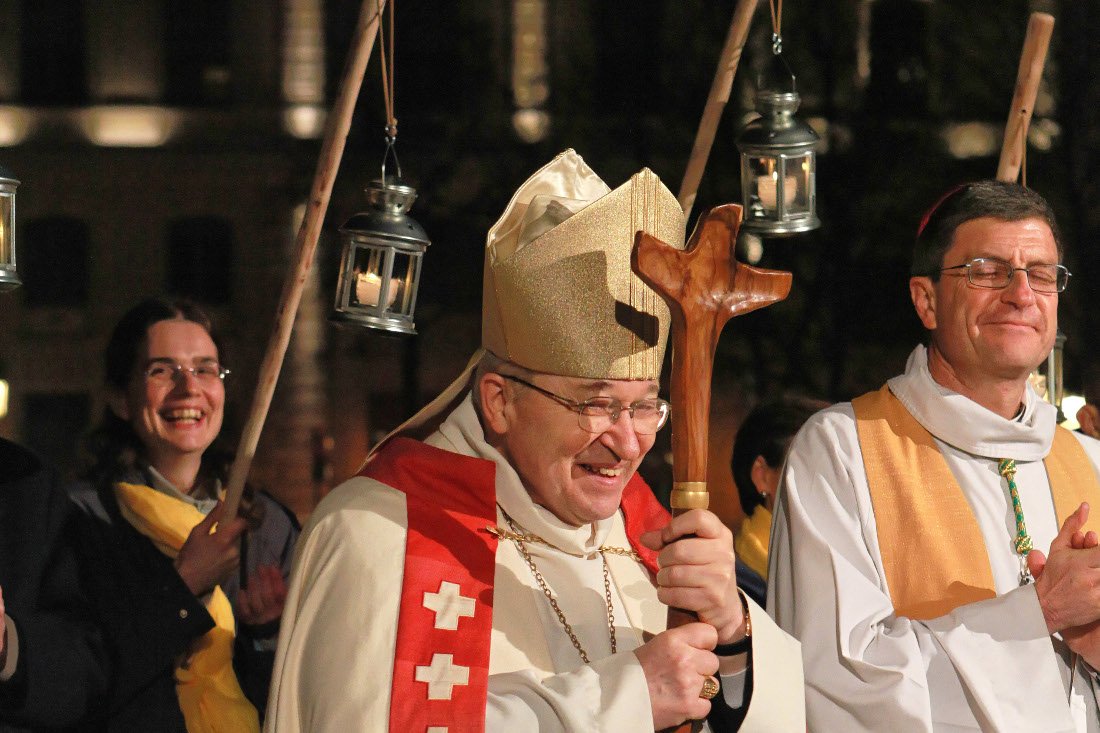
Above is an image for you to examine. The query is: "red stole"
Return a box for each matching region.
[360,437,667,731]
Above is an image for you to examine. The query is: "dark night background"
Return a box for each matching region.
[0,0,1095,524]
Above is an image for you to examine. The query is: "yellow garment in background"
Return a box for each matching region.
[114,482,259,733]
[735,506,772,581]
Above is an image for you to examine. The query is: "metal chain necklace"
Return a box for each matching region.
[998,458,1034,586]
[489,511,635,664]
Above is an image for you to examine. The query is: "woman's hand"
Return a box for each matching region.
[237,565,288,629]
[174,501,247,597]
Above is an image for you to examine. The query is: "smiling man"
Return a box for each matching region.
[267,150,804,732]
[770,181,1100,731]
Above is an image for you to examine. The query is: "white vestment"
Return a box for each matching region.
[770,345,1100,732]
[268,395,804,731]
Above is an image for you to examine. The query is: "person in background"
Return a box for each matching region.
[730,396,827,608]
[70,297,298,732]
[1074,369,1100,439]
[0,256,107,732]
[0,439,108,733]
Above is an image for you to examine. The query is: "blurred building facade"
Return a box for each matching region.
[0,0,346,517]
[0,0,1093,527]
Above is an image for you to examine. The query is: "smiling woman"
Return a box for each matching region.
[65,297,299,733]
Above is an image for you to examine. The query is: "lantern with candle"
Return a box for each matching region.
[332,155,429,335]
[330,1,429,335]
[736,24,820,237]
[0,165,21,291]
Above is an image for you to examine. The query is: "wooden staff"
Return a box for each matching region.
[996,12,1054,183]
[678,0,759,216]
[221,0,385,521]
[635,204,790,516]
[633,204,791,729]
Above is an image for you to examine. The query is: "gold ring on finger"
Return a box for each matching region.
[699,676,720,700]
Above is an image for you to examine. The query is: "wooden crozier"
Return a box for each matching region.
[633,204,791,729]
[633,204,791,518]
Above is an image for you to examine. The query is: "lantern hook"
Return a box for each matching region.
[381,134,404,186]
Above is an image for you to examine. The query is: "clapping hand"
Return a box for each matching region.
[1029,503,1100,668]
[237,565,288,629]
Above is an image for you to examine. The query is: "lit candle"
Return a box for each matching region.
[756,172,798,210]
[356,272,400,309]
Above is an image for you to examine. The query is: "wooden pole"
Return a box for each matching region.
[678,0,759,216]
[221,0,385,521]
[996,12,1054,183]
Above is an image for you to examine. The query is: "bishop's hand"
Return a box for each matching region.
[633,621,719,729]
[640,509,745,645]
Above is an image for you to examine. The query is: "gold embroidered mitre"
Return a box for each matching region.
[364,150,685,455]
[482,149,685,380]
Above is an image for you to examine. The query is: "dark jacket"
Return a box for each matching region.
[68,470,299,729]
[68,481,213,733]
[0,439,107,732]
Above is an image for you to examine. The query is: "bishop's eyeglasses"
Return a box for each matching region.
[502,374,670,434]
[143,360,231,385]
[936,257,1070,294]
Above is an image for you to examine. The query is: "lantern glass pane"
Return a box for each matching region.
[350,243,398,310]
[0,193,12,267]
[744,155,794,219]
[780,153,813,216]
[386,251,416,316]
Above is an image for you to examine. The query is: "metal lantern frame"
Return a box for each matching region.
[737,88,820,237]
[332,176,429,335]
[736,43,820,238]
[0,165,20,291]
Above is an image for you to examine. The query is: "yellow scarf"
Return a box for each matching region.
[853,386,1100,620]
[114,482,260,733]
[735,506,772,581]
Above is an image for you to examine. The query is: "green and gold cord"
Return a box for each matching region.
[998,458,1033,555]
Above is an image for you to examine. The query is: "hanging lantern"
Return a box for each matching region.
[332,172,429,335]
[736,48,820,237]
[1046,329,1067,422]
[331,4,429,334]
[0,166,20,291]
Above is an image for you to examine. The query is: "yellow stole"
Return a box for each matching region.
[852,385,1100,620]
[114,482,260,733]
[734,506,772,581]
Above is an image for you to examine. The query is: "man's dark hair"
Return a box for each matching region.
[911,180,1062,279]
[731,395,827,516]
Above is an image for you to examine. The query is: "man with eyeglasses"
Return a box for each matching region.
[770,180,1100,731]
[267,150,804,732]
